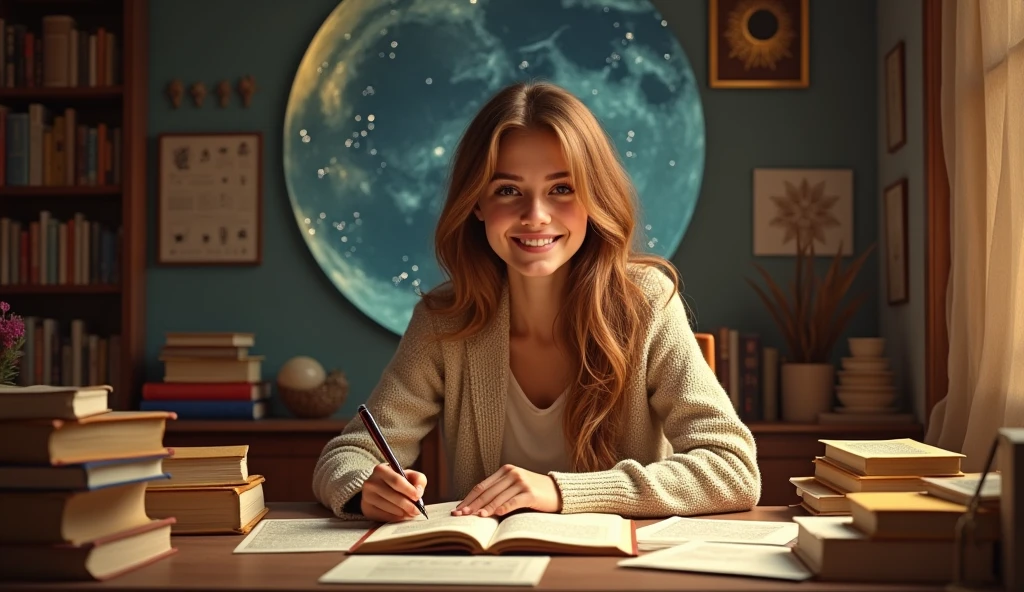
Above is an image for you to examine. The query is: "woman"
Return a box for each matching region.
[313,81,760,522]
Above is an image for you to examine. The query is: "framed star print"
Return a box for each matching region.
[884,178,909,304]
[709,0,810,88]
[157,132,263,265]
[752,168,853,256]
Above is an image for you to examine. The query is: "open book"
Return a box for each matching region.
[349,501,636,556]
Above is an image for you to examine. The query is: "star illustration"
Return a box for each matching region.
[768,178,841,248]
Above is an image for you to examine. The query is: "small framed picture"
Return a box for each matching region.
[157,132,263,266]
[752,168,853,256]
[885,41,906,153]
[708,0,810,89]
[884,178,909,305]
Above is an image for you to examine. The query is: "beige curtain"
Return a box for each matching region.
[925,0,1024,471]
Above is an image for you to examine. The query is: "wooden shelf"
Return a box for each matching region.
[747,422,923,435]
[167,419,349,433]
[0,86,123,101]
[1,284,121,294]
[0,186,121,197]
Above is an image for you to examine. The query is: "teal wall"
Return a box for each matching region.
[146,0,879,418]
[877,0,925,422]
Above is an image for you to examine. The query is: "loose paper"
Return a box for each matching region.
[233,518,373,553]
[318,555,550,586]
[635,516,798,550]
[619,540,813,581]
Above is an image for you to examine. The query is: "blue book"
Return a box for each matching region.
[0,453,171,490]
[139,399,266,420]
[5,112,29,185]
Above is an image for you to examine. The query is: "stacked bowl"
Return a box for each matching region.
[835,338,898,414]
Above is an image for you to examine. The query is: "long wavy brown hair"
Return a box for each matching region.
[422,81,680,472]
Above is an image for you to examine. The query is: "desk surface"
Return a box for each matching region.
[8,503,947,592]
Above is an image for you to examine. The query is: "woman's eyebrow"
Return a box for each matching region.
[490,171,570,181]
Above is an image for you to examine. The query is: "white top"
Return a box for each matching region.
[499,365,572,475]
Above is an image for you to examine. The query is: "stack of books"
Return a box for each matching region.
[790,439,1000,583]
[140,332,270,420]
[0,384,178,581]
[791,438,965,516]
[144,445,268,535]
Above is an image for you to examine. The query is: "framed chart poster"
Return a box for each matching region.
[157,132,263,265]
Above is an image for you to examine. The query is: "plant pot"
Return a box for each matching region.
[781,363,835,422]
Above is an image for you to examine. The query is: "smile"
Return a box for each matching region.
[512,235,563,252]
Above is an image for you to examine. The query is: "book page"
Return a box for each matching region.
[822,438,959,458]
[636,516,797,546]
[489,512,624,548]
[923,474,1001,499]
[233,518,372,553]
[360,502,497,549]
[318,555,550,586]
[619,540,812,581]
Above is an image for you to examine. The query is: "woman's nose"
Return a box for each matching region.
[520,196,551,225]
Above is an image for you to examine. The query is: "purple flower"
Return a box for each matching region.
[0,301,8,314]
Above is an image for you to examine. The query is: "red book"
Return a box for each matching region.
[141,382,269,401]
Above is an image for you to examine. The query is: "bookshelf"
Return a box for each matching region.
[0,0,147,411]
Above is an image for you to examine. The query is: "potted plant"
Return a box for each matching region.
[747,240,875,422]
[0,301,26,386]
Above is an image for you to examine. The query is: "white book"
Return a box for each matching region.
[319,555,550,587]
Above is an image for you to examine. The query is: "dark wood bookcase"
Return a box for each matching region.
[0,0,147,410]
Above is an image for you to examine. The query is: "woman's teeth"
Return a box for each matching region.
[518,237,556,247]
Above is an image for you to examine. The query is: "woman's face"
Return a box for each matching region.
[474,128,588,279]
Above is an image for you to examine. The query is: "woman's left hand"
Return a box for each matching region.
[452,464,562,517]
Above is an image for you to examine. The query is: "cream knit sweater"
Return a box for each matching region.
[312,265,761,519]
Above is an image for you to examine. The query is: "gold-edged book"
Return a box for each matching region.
[0,518,177,582]
[350,501,637,557]
[813,457,938,493]
[145,474,267,534]
[846,491,1001,541]
[0,410,175,465]
[164,332,255,348]
[0,384,111,420]
[818,438,965,476]
[148,445,249,488]
[791,476,849,515]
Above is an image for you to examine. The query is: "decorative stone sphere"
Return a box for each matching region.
[277,356,326,391]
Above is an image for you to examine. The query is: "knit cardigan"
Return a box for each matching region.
[312,265,761,519]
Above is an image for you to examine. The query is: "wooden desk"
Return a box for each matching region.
[6,503,946,592]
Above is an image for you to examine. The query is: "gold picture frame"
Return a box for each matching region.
[709,0,810,89]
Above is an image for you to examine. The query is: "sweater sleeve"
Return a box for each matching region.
[549,270,761,518]
[311,300,445,519]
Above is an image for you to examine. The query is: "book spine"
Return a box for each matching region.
[139,399,261,419]
[141,382,262,401]
[739,334,762,421]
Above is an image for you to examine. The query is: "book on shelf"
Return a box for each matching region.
[0,452,169,491]
[920,472,1001,506]
[164,332,255,348]
[818,438,965,477]
[15,316,121,391]
[0,409,174,465]
[157,345,250,360]
[0,213,122,287]
[711,326,779,422]
[845,491,1000,541]
[145,474,268,535]
[0,383,110,420]
[349,501,637,557]
[141,381,270,401]
[0,518,176,582]
[148,445,249,489]
[0,15,119,90]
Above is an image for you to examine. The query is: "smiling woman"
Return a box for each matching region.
[312,81,760,525]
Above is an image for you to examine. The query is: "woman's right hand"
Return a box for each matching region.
[360,463,428,522]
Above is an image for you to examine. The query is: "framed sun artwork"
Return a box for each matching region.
[709,0,810,88]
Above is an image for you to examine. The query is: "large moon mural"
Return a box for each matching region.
[284,0,705,336]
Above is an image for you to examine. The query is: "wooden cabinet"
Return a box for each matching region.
[750,422,924,506]
[165,419,923,508]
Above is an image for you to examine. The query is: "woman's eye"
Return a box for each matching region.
[551,184,574,195]
[495,185,519,197]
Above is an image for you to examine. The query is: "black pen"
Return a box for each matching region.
[357,404,429,520]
